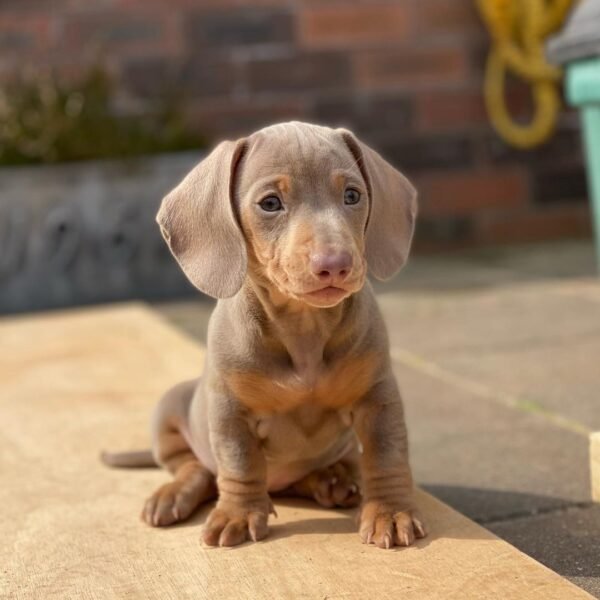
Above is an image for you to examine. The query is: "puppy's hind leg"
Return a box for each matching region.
[286,449,362,509]
[142,379,216,527]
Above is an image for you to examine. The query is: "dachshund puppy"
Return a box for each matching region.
[103,122,426,549]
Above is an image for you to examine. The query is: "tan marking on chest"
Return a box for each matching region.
[226,353,379,414]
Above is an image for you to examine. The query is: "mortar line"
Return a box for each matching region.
[390,347,592,436]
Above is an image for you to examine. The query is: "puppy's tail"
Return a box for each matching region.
[100,449,158,468]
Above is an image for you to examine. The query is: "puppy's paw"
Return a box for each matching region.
[202,499,272,547]
[142,480,202,527]
[359,500,427,549]
[307,462,361,508]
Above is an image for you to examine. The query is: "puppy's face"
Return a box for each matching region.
[157,122,417,303]
[236,125,369,308]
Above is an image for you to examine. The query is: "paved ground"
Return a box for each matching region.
[156,239,600,598]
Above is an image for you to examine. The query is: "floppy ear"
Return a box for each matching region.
[156,139,247,298]
[339,130,417,281]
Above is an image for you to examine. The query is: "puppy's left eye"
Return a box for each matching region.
[259,195,283,212]
[344,188,361,205]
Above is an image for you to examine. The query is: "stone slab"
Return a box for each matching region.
[489,504,600,598]
[156,299,215,344]
[396,363,591,521]
[431,336,600,431]
[377,276,600,432]
[379,279,600,361]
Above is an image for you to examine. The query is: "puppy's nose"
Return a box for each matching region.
[310,251,352,282]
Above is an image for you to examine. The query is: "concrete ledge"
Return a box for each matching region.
[0,153,202,314]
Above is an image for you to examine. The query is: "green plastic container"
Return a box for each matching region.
[566,58,600,270]
[547,0,600,269]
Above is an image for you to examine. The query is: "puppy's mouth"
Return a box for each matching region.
[301,285,350,307]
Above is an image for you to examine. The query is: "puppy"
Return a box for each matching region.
[103,122,426,549]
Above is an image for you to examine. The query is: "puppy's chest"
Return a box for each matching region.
[225,351,378,414]
[254,405,353,464]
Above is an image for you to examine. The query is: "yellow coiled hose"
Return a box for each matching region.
[477,0,574,148]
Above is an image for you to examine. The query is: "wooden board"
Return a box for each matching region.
[0,303,593,600]
[592,432,600,502]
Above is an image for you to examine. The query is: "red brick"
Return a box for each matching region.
[354,46,469,89]
[0,14,52,55]
[416,88,487,131]
[0,29,34,52]
[533,165,589,205]
[299,4,411,48]
[378,134,475,173]
[122,55,186,98]
[180,56,242,98]
[476,206,592,244]
[419,169,530,217]
[312,93,413,139]
[247,52,351,94]
[185,8,293,49]
[414,215,474,248]
[298,0,392,4]
[118,0,287,6]
[416,0,483,36]
[187,98,309,138]
[58,10,181,58]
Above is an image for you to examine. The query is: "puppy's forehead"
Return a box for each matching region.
[243,122,357,181]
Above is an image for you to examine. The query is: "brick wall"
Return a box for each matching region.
[0,0,591,250]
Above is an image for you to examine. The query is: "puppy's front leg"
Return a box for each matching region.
[353,375,427,549]
[202,394,271,547]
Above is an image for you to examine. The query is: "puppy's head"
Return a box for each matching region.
[157,122,417,308]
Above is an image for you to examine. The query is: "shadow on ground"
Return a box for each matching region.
[425,484,600,590]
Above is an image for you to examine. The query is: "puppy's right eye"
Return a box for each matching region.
[259,196,283,212]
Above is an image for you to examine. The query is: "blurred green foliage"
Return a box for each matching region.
[0,67,205,165]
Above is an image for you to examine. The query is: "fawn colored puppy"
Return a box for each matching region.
[103,122,426,549]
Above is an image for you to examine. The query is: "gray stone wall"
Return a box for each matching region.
[0,153,202,314]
